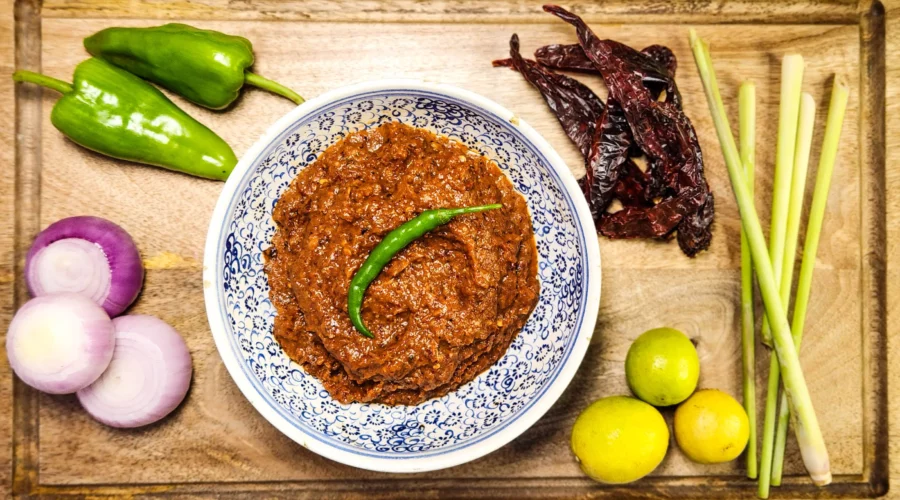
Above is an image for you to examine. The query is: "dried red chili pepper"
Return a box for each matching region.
[613,160,656,208]
[536,43,676,76]
[492,35,605,158]
[492,11,712,255]
[533,43,596,73]
[543,4,713,256]
[581,97,632,217]
[534,42,682,109]
[641,44,678,77]
[638,44,683,110]
[677,192,715,255]
[494,36,632,218]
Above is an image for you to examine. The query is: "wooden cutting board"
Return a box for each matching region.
[0,0,896,497]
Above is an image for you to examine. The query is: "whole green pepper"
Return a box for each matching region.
[347,204,502,338]
[13,58,237,180]
[84,23,304,110]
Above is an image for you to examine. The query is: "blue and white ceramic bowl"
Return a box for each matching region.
[203,80,601,473]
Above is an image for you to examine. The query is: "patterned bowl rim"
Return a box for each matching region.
[203,79,602,473]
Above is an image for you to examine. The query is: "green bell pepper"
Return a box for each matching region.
[13,58,237,181]
[84,23,304,110]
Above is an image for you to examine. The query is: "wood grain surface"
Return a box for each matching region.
[0,0,13,498]
[0,0,895,498]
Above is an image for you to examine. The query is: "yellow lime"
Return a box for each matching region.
[625,327,700,406]
[570,395,669,484]
[674,389,750,464]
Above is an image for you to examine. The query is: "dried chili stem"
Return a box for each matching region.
[770,77,849,485]
[738,81,758,480]
[760,55,805,346]
[689,30,831,489]
[758,92,817,497]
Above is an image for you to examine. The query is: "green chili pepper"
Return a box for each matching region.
[13,58,237,180]
[84,23,304,110]
[348,203,502,338]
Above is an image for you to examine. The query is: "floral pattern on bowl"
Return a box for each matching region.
[204,80,601,473]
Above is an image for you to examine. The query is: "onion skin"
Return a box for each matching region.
[77,315,192,428]
[25,216,144,317]
[6,293,116,394]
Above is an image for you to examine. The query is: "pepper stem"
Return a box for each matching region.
[12,70,73,94]
[244,71,305,105]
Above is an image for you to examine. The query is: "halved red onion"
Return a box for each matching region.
[26,216,144,317]
[77,315,192,428]
[6,293,116,394]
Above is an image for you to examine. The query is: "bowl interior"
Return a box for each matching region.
[209,85,594,469]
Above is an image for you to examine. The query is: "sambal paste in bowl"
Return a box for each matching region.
[204,80,601,472]
[264,122,540,406]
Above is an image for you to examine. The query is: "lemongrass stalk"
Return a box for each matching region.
[761,54,805,346]
[781,93,817,310]
[771,77,850,485]
[759,356,781,497]
[689,29,831,489]
[738,81,758,480]
[768,93,817,485]
[758,92,818,497]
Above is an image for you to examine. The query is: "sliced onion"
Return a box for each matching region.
[77,315,192,428]
[26,216,144,317]
[6,293,116,394]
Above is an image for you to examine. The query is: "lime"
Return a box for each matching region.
[570,395,669,484]
[674,389,750,464]
[625,327,700,406]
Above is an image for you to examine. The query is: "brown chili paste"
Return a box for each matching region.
[264,122,539,405]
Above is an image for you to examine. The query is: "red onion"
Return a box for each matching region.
[77,315,192,428]
[6,293,116,394]
[26,216,144,317]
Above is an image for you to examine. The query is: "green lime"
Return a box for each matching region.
[570,395,669,484]
[625,327,700,406]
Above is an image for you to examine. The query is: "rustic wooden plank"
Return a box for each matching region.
[0,0,15,497]
[10,0,42,497]
[25,14,867,493]
[20,475,892,500]
[859,1,889,495]
[0,0,892,497]
[40,0,861,24]
[884,0,900,497]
